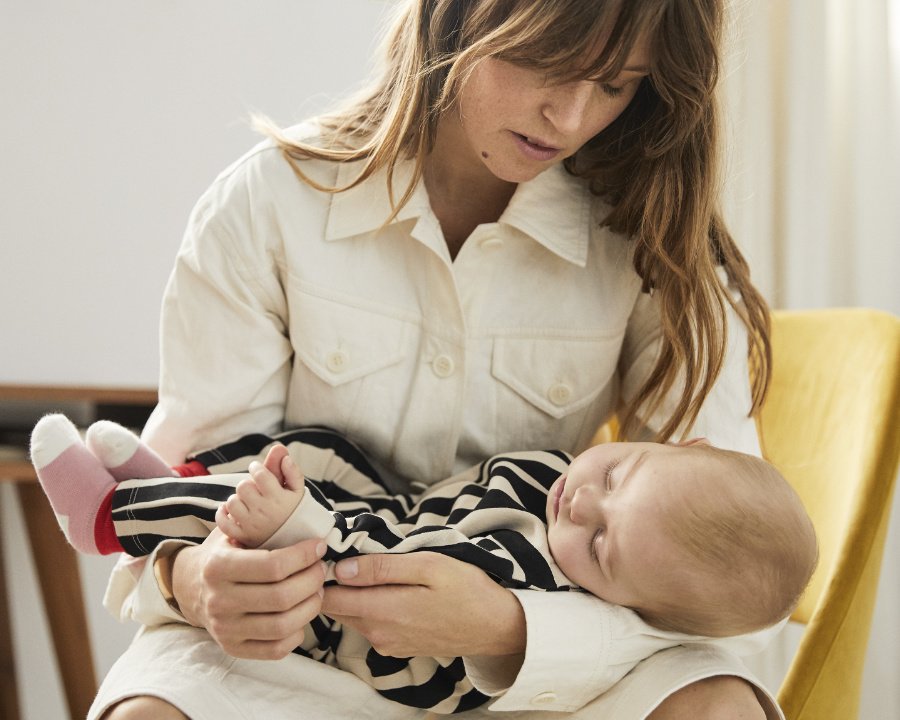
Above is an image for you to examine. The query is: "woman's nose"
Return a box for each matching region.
[542,82,595,135]
[569,485,603,525]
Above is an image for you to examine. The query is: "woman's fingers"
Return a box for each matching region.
[333,550,441,587]
[211,563,327,615]
[228,595,323,642]
[322,552,526,658]
[171,529,329,656]
[235,628,310,661]
[211,590,324,659]
[206,535,327,584]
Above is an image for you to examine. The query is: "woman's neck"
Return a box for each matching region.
[424,115,516,259]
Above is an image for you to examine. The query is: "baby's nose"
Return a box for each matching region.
[569,485,603,524]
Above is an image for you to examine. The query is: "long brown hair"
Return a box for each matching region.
[258,0,771,441]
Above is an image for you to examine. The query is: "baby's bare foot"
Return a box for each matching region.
[215,445,306,547]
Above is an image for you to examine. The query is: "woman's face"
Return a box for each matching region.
[449,41,651,184]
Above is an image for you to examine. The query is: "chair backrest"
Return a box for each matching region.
[758,309,900,720]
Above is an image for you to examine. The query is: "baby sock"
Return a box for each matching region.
[85,420,175,481]
[30,414,122,555]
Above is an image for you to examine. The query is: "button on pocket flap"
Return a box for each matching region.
[291,292,409,387]
[492,336,618,419]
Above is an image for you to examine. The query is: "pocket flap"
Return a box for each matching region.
[291,291,409,387]
[492,336,619,419]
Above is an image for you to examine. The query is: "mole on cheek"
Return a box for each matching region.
[481,151,489,158]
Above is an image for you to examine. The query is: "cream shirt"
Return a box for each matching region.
[102,125,777,717]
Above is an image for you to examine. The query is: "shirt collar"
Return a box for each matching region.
[325,159,429,241]
[325,159,592,267]
[498,162,592,267]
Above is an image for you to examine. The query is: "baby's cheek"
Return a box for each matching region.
[548,531,577,577]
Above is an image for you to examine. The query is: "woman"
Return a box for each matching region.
[95,0,777,718]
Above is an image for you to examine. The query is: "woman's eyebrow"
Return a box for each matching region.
[621,65,650,74]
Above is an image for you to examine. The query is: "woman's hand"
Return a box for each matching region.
[170,528,327,660]
[322,552,526,658]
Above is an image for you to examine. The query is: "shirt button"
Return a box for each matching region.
[531,691,558,705]
[479,237,503,249]
[548,383,572,406]
[326,350,349,373]
[432,354,455,378]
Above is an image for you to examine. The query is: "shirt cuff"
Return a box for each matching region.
[462,592,598,711]
[480,590,611,711]
[468,590,709,713]
[261,490,336,549]
[103,540,194,626]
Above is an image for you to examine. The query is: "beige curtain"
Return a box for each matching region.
[720,1,900,717]
[722,0,900,312]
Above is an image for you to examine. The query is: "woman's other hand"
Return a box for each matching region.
[322,552,526,658]
[170,528,327,659]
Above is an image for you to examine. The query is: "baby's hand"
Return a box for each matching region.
[215,444,306,548]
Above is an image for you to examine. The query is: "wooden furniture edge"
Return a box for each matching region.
[0,462,34,483]
[0,384,158,404]
[1,385,158,484]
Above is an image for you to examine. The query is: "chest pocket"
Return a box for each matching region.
[291,290,410,387]
[492,335,621,419]
[287,288,416,450]
[487,334,621,455]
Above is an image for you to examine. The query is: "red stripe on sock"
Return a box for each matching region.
[172,460,210,477]
[93,489,123,555]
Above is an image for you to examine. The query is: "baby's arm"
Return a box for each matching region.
[215,444,306,548]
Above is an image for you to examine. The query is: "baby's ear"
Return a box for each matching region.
[671,437,711,447]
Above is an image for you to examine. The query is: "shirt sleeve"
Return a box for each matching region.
[109,163,294,625]
[102,540,193,626]
[142,168,294,465]
[618,267,761,455]
[464,592,786,713]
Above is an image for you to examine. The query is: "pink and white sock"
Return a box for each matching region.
[30,414,121,555]
[85,420,175,480]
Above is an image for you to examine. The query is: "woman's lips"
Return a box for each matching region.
[511,132,562,161]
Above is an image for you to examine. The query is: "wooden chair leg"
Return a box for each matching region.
[16,482,97,720]
[0,513,22,720]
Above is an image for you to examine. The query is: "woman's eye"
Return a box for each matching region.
[599,82,625,97]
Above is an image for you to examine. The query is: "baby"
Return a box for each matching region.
[31,415,817,713]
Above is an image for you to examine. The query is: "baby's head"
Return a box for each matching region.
[545,440,818,637]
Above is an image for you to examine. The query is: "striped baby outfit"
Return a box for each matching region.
[111,426,576,713]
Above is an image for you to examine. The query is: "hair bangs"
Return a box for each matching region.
[460,0,664,84]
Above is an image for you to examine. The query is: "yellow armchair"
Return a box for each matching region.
[759,309,900,720]
[591,307,900,719]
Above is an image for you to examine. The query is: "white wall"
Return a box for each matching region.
[0,0,391,387]
[0,2,390,717]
